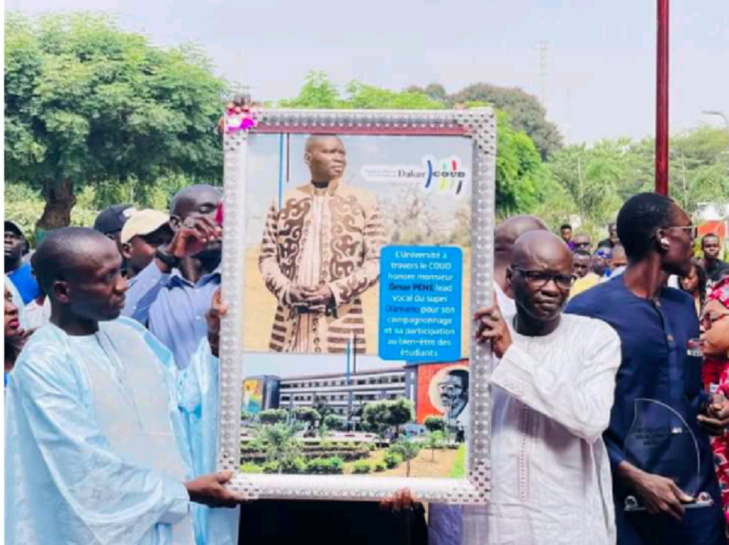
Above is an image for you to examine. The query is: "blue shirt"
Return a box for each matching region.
[566,275,723,545]
[5,318,193,544]
[178,340,239,545]
[7,263,40,304]
[122,262,220,370]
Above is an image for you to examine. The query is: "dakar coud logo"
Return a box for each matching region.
[360,156,469,194]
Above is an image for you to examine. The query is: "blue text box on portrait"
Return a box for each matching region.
[379,246,462,362]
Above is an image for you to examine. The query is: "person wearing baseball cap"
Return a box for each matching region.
[93,204,136,248]
[5,220,40,305]
[120,209,173,279]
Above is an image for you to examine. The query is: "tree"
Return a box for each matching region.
[294,407,320,431]
[323,414,347,431]
[424,431,445,462]
[424,416,446,433]
[388,438,421,477]
[5,12,227,235]
[259,409,289,425]
[255,423,302,475]
[386,399,414,439]
[362,401,391,440]
[447,83,563,159]
[280,71,443,110]
[280,72,551,218]
[312,395,334,420]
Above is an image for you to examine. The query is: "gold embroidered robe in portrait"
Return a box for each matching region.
[259,180,386,354]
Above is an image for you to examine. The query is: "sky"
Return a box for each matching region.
[8,0,729,144]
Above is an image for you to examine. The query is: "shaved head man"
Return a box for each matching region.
[459,229,621,545]
[7,228,239,544]
[493,215,549,317]
[259,133,384,354]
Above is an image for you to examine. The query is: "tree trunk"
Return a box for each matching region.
[36,178,76,238]
[406,459,411,477]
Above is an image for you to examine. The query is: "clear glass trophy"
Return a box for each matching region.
[623,398,714,512]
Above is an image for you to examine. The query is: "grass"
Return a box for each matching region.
[449,444,467,478]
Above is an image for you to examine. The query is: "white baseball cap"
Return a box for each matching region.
[120,209,170,244]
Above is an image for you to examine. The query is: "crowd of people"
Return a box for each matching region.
[4,180,729,545]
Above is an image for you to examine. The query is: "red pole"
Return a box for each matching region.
[655,0,669,195]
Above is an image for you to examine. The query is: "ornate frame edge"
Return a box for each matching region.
[218,108,496,504]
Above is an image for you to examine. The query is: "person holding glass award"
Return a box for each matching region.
[567,193,729,545]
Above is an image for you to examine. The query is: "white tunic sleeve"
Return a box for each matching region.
[490,319,621,444]
[5,339,189,545]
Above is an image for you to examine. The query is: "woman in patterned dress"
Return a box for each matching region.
[703,276,729,532]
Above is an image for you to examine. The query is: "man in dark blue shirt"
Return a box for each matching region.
[567,193,729,545]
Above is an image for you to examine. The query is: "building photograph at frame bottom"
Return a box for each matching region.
[239,351,470,479]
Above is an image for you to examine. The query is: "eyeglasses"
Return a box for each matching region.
[515,268,575,290]
[667,225,698,240]
[700,312,729,326]
[595,249,612,259]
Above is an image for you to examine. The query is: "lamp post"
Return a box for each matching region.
[655,0,670,195]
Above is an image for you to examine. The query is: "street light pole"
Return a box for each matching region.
[702,110,729,186]
[655,0,670,195]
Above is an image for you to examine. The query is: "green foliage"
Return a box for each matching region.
[279,72,550,218]
[323,414,347,431]
[383,452,403,469]
[388,438,421,462]
[388,438,421,476]
[240,463,262,474]
[293,407,320,426]
[447,82,562,159]
[279,71,442,110]
[254,422,301,473]
[5,12,227,229]
[352,461,371,474]
[424,416,446,433]
[494,111,547,216]
[425,431,445,461]
[389,438,420,476]
[258,409,289,425]
[386,399,414,430]
[546,126,729,231]
[362,401,392,438]
[280,456,307,475]
[450,444,467,479]
[261,461,280,474]
[306,456,345,475]
[373,462,387,473]
[362,399,414,439]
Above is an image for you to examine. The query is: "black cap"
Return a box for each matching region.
[4,220,25,238]
[93,204,135,235]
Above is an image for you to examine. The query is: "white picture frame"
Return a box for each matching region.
[218,108,496,504]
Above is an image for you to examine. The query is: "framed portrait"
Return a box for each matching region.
[218,108,496,504]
